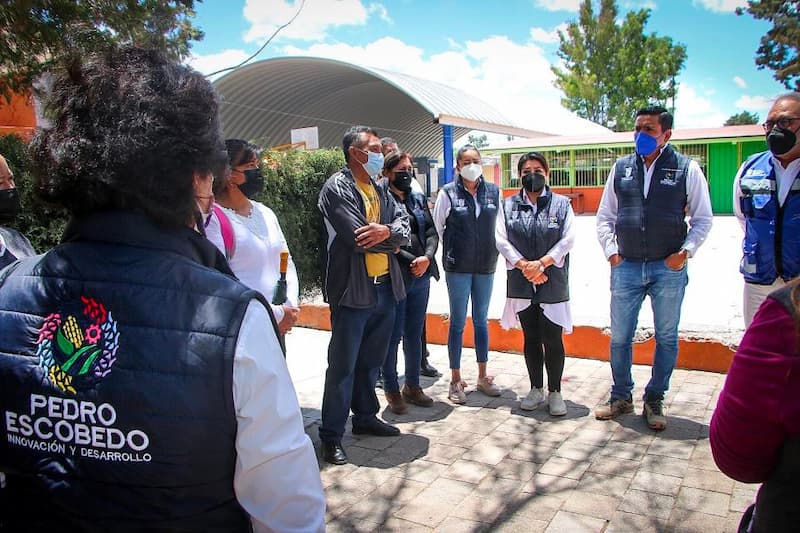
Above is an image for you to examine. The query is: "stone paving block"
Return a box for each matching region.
[629,470,683,497]
[424,476,478,504]
[373,478,430,504]
[493,456,541,482]
[672,391,712,406]
[390,459,449,484]
[474,475,525,499]
[345,465,396,487]
[646,438,694,460]
[675,486,731,517]
[461,437,513,466]
[544,510,609,532]
[689,441,721,471]
[561,489,620,520]
[320,462,359,488]
[522,473,579,495]
[433,517,488,533]
[451,493,509,524]
[676,382,716,396]
[618,489,675,520]
[382,516,438,532]
[491,517,548,533]
[682,467,735,494]
[683,372,723,387]
[504,492,565,522]
[639,454,689,475]
[351,434,402,451]
[666,508,728,532]
[326,518,383,532]
[494,414,541,435]
[599,440,649,461]
[730,484,757,513]
[424,443,470,465]
[394,493,457,528]
[569,427,614,446]
[586,456,640,479]
[554,441,603,461]
[506,440,557,464]
[520,429,570,448]
[576,472,632,497]
[442,458,493,484]
[605,511,667,533]
[436,429,486,448]
[539,455,590,480]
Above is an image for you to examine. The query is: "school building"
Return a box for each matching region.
[483,124,766,214]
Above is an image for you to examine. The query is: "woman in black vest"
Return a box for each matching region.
[433,145,501,405]
[496,152,575,416]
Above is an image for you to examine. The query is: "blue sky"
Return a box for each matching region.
[187,0,786,136]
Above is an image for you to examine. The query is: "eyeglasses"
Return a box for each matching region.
[762,117,800,132]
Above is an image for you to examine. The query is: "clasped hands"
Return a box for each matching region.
[355,223,390,249]
[516,258,548,285]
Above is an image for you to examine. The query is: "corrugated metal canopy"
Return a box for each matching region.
[212,56,548,158]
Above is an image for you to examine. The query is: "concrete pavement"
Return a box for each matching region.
[285,327,753,533]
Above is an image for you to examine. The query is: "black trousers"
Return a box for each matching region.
[517,303,565,392]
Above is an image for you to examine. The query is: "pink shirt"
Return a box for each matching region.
[710,297,800,483]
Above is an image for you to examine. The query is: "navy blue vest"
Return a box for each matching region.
[613,145,690,260]
[0,212,268,532]
[739,151,800,284]
[503,189,570,303]
[441,178,499,274]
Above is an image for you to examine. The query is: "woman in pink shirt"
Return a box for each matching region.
[710,280,800,532]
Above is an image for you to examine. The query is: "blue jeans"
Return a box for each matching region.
[383,273,431,392]
[609,259,688,402]
[319,282,396,443]
[445,271,494,370]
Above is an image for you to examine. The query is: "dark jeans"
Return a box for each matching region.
[382,273,431,392]
[517,303,565,392]
[319,282,396,443]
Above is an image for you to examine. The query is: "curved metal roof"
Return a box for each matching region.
[212,56,546,157]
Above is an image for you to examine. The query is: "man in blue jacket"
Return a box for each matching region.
[733,92,800,327]
[318,125,410,465]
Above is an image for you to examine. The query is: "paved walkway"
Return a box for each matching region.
[285,327,753,533]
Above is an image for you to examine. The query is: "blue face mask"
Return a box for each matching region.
[357,149,384,177]
[634,131,659,156]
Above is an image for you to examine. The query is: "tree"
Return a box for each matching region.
[552,0,687,131]
[737,1,799,91]
[467,133,489,149]
[0,0,204,101]
[724,110,760,126]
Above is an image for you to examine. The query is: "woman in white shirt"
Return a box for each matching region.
[206,139,300,335]
[496,152,576,416]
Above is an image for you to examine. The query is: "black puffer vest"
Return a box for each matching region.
[0,211,273,532]
[441,177,499,274]
[503,189,570,303]
[613,145,690,260]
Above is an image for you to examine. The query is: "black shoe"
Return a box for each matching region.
[352,417,400,437]
[420,356,440,378]
[321,441,348,465]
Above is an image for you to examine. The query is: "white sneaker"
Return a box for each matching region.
[520,387,544,411]
[448,380,467,405]
[548,391,567,416]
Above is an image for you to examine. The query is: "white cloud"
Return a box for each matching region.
[735,94,774,112]
[529,24,567,44]
[242,0,370,43]
[674,83,728,128]
[692,0,747,12]
[368,3,391,23]
[621,0,658,9]
[186,49,252,80]
[733,76,747,89]
[532,0,580,12]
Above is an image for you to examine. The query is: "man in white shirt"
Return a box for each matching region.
[732,92,800,327]
[595,106,713,431]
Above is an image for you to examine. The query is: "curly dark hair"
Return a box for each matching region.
[29,46,227,229]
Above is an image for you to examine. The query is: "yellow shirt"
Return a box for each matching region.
[355,180,389,277]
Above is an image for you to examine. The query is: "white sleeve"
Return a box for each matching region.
[260,204,300,308]
[204,210,227,257]
[233,301,326,533]
[546,204,576,267]
[682,160,714,257]
[596,165,619,259]
[495,200,524,268]
[432,189,451,242]
[732,163,746,232]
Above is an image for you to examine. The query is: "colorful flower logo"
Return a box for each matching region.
[35,296,119,394]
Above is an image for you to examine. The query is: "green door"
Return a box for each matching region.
[708,143,738,214]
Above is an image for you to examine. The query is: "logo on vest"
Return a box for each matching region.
[548,216,560,229]
[660,170,682,187]
[35,296,119,394]
[745,167,767,177]
[623,167,634,180]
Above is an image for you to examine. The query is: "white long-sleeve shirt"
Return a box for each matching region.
[233,300,326,532]
[732,153,800,230]
[206,201,299,322]
[495,189,576,331]
[596,145,713,259]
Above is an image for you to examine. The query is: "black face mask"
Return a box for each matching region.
[238,168,264,199]
[0,188,20,224]
[522,171,546,193]
[392,170,413,193]
[767,126,798,156]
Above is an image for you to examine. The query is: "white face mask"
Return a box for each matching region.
[460,163,482,182]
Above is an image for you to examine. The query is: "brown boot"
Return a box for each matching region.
[402,384,434,407]
[385,391,408,414]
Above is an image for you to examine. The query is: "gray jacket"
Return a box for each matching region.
[318,167,410,309]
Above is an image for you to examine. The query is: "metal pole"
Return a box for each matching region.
[442,124,454,185]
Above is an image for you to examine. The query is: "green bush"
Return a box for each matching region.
[257,148,345,299]
[0,134,69,253]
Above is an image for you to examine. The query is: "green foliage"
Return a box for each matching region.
[255,148,346,298]
[724,110,760,126]
[737,0,800,91]
[467,134,489,149]
[0,134,68,253]
[0,0,204,101]
[552,0,687,131]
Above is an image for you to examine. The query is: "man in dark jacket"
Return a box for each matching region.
[0,46,325,532]
[317,125,410,465]
[0,154,35,268]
